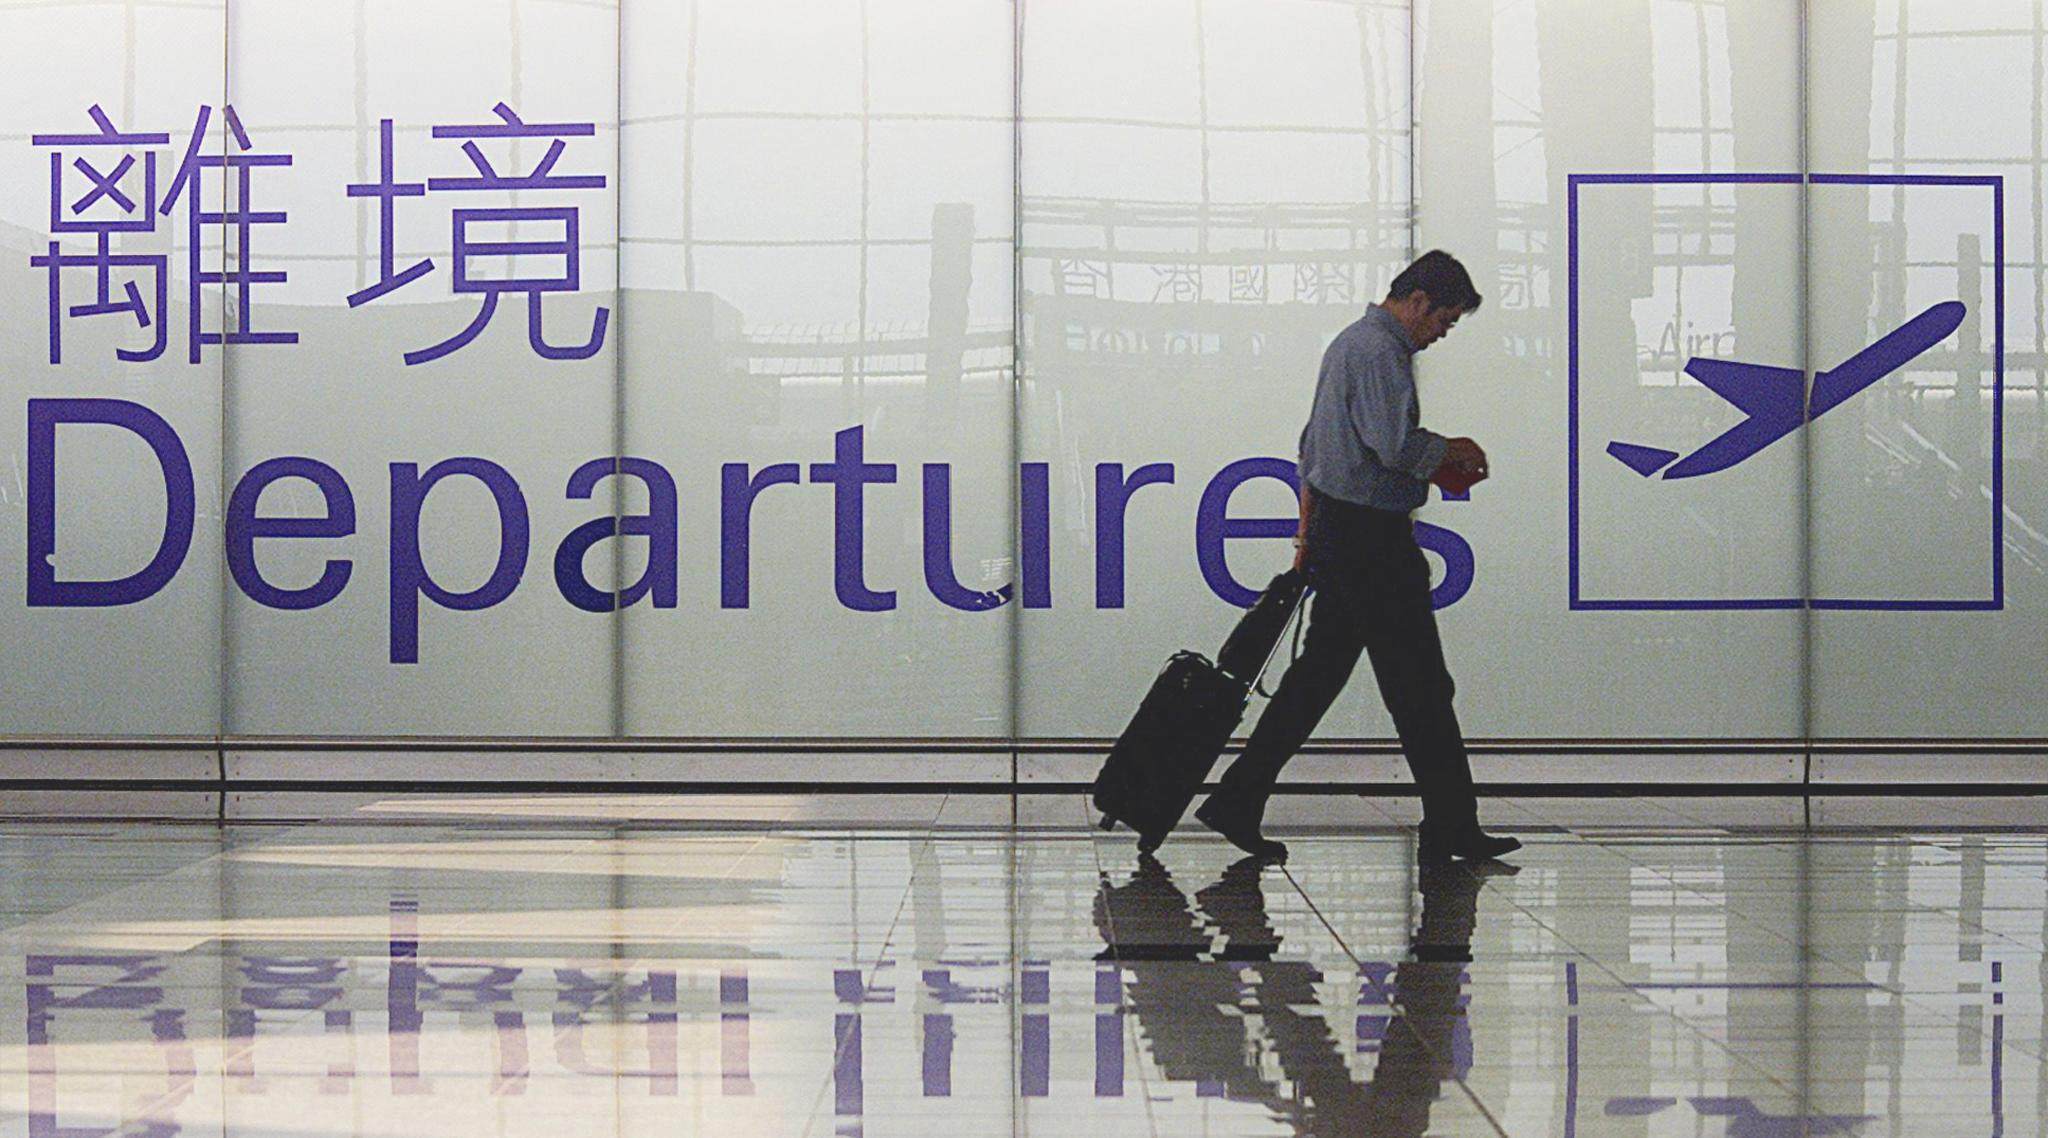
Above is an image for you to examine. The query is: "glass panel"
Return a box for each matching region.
[1018,0,1413,741]
[0,0,226,735]
[222,0,620,735]
[1808,0,2048,739]
[619,0,1017,738]
[13,0,2048,761]
[1417,0,1806,740]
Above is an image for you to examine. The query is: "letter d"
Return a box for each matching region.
[27,398,195,607]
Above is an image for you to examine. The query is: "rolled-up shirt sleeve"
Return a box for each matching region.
[1346,344,1447,481]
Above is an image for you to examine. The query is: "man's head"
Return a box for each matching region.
[1383,250,1482,350]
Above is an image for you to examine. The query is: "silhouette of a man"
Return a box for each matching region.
[1196,250,1520,866]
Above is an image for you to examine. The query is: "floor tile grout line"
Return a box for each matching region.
[1503,793,1719,833]
[1007,793,1022,1138]
[1468,830,1825,1102]
[6,803,2039,1126]
[176,810,770,1129]
[1511,792,2048,842]
[608,826,776,1010]
[0,810,420,1129]
[1882,827,2048,941]
[1080,792,1166,1138]
[798,792,952,1138]
[1347,792,1407,828]
[1559,819,2045,946]
[1480,895,1820,1103]
[1559,812,2046,1037]
[0,816,336,952]
[1511,818,2048,1076]
[1872,834,2048,1063]
[0,818,315,941]
[1278,860,1517,1138]
[1491,795,2031,981]
[0,827,258,936]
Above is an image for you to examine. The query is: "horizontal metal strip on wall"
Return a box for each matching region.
[0,780,2042,797]
[0,735,2044,755]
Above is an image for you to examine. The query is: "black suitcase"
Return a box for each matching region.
[1092,569,1308,852]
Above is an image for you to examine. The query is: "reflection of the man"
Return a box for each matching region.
[1095,854,1512,1136]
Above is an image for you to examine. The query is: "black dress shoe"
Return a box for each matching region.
[1418,822,1521,865]
[1193,800,1289,863]
[1098,807,1171,854]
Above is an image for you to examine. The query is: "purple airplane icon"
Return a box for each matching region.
[1609,300,1967,479]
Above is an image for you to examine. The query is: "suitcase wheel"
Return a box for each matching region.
[1098,814,1117,832]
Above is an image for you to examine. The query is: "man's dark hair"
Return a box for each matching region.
[1387,250,1482,312]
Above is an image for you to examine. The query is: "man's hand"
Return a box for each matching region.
[1292,484,1313,572]
[1441,436,1489,481]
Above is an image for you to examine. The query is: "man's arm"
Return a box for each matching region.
[1345,344,1448,481]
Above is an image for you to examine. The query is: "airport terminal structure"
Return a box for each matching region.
[0,0,2043,1135]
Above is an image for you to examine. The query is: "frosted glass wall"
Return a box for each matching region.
[1017,0,1413,742]
[222,0,619,736]
[0,0,226,736]
[0,0,2042,764]
[619,0,1016,739]
[1413,0,1806,748]
[1808,1,2047,743]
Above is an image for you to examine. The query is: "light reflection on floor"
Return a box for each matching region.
[0,795,2040,1136]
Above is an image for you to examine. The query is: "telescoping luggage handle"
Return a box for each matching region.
[1212,567,1308,696]
[1252,586,1308,700]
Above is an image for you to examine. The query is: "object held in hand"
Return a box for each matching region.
[1430,461,1484,496]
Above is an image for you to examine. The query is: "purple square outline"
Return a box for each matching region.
[1567,171,2005,612]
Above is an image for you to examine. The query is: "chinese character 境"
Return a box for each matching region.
[347,103,609,365]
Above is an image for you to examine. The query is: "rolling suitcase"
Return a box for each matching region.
[1092,569,1308,852]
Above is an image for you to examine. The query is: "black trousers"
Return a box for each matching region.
[1210,488,1479,830]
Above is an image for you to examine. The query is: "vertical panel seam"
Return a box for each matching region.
[216,0,231,801]
[1010,0,1026,799]
[1408,0,1418,260]
[612,0,627,740]
[1799,0,1815,807]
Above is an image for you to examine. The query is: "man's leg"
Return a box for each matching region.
[1353,532,1515,860]
[1206,576,1370,831]
[1353,536,1479,831]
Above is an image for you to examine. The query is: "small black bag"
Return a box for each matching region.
[1091,570,1308,851]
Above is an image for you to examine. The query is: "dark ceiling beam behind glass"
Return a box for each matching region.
[1538,0,1654,437]
[1417,0,1494,261]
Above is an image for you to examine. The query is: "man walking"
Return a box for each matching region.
[1193,250,1521,866]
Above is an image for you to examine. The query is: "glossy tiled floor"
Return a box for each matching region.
[0,794,2041,1137]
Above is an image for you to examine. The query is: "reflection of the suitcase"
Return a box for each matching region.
[1093,855,1508,1137]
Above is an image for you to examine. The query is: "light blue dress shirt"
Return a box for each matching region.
[1296,304,1448,513]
